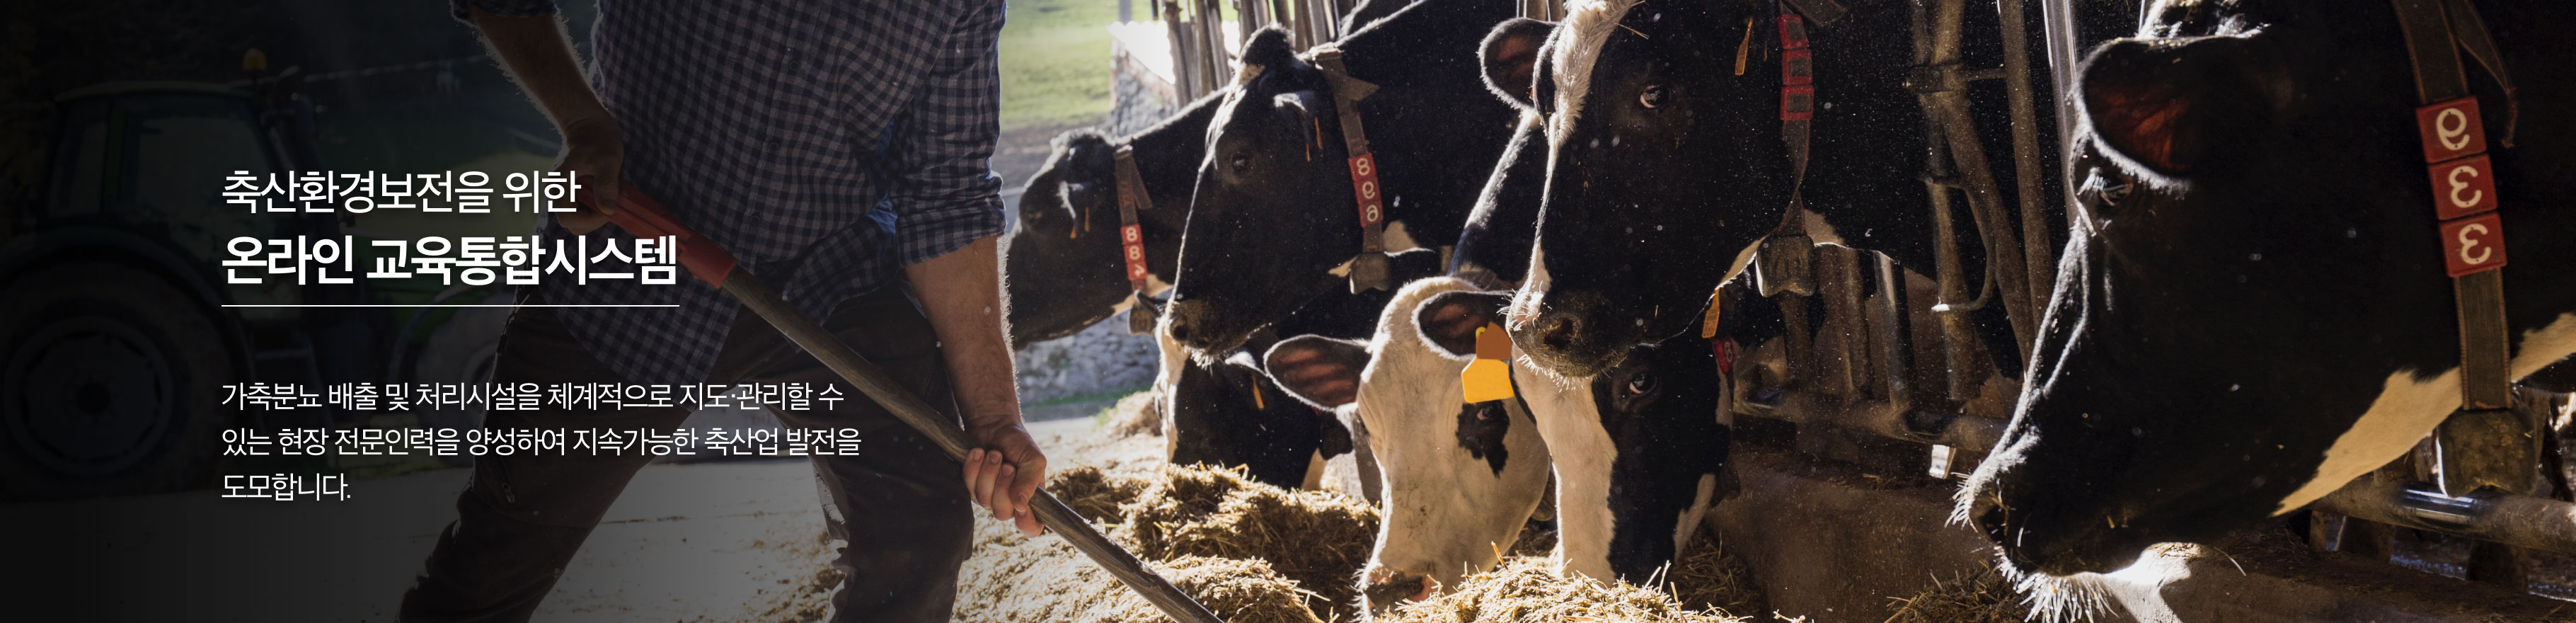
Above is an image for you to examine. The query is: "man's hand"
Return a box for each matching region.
[904,236,1042,535]
[965,421,1047,536]
[553,115,625,234]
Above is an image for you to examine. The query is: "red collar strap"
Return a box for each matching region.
[1112,145,1158,334]
[2393,0,2518,411]
[2391,0,2528,497]
[1311,48,1394,292]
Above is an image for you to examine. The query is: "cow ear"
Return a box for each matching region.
[2078,36,2285,176]
[1263,335,1372,409]
[1239,25,1302,80]
[1415,290,1510,359]
[1385,247,1445,283]
[1052,130,1117,218]
[1273,91,1324,132]
[1481,18,1555,111]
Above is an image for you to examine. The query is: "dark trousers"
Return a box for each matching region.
[399,286,972,623]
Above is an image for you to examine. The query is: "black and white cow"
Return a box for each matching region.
[1263,277,1556,612]
[1954,0,2576,612]
[1497,0,2027,382]
[1154,248,1446,494]
[1160,0,1523,355]
[1002,90,1225,348]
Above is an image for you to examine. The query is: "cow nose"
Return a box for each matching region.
[1362,568,1440,613]
[1531,312,1582,353]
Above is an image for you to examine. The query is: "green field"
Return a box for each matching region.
[999,0,1122,130]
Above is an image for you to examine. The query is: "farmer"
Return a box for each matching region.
[401,1,1043,622]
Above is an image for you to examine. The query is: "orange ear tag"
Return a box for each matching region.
[1460,321,1515,404]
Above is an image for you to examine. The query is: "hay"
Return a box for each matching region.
[1105,390,1163,438]
[1879,564,2030,623]
[1115,464,1382,621]
[1052,464,1148,522]
[1382,558,1756,623]
[958,529,1322,623]
[962,462,1381,622]
[1670,529,1766,616]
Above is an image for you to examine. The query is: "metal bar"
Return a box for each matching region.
[1995,0,2057,319]
[2036,0,2083,219]
[2317,476,2576,556]
[721,278,1224,623]
[1875,253,1912,404]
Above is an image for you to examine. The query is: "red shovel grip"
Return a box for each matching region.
[602,181,738,287]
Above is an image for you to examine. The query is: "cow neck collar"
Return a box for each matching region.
[2389,0,2521,420]
[1308,47,1396,293]
[1105,144,1161,334]
[1738,0,1844,310]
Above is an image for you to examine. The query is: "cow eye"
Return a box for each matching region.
[1229,153,1254,173]
[1625,373,1656,395]
[1638,85,1667,109]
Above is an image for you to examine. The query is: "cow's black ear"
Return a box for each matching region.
[1052,130,1117,217]
[1415,290,1510,358]
[2078,36,2284,176]
[1263,335,1372,409]
[1480,18,1555,110]
[1239,25,1301,77]
[1386,248,1444,283]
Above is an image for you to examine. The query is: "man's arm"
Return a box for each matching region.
[885,0,1046,536]
[906,237,1044,537]
[465,4,621,233]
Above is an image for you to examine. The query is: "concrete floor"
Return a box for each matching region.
[0,418,1117,622]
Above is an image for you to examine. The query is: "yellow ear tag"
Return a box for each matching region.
[1700,290,1724,339]
[1460,322,1515,404]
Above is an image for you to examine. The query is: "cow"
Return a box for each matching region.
[1262,277,1556,613]
[1269,275,1764,609]
[1002,90,1225,348]
[1952,0,2576,615]
[1494,0,2028,384]
[1158,248,1443,494]
[1160,0,1524,355]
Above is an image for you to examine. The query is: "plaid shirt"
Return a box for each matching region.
[457,0,1007,384]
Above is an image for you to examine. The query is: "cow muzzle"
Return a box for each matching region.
[1361,566,1440,614]
[1507,289,1624,378]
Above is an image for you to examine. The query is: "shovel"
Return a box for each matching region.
[603,183,1222,623]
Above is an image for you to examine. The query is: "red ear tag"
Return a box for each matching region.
[2439,212,2506,277]
[2415,98,2487,163]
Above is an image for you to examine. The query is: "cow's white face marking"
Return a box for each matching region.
[2276,312,2576,514]
[1507,246,1553,341]
[1671,472,1718,559]
[1513,360,1620,581]
[1355,277,1555,591]
[1153,318,1188,460]
[1544,0,1645,147]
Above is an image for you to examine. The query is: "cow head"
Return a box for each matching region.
[1517,285,1743,583]
[1501,0,1793,378]
[1955,6,2576,611]
[1004,93,1227,348]
[1166,348,1347,489]
[1265,277,1551,614]
[1165,27,1372,354]
[1004,130,1131,347]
